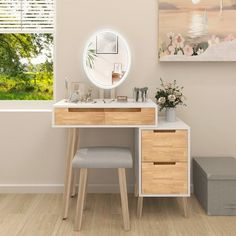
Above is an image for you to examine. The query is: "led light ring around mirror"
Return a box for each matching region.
[83,29,131,90]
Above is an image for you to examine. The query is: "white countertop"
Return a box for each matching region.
[53,99,189,129]
[141,116,190,130]
[53,99,157,109]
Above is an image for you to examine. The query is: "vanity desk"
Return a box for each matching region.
[53,29,190,224]
[52,99,190,219]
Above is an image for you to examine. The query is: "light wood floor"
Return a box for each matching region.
[0,194,236,236]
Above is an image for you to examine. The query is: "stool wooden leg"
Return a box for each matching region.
[182,197,189,218]
[137,197,143,219]
[118,168,130,231]
[83,175,88,210]
[62,128,79,220]
[74,168,88,231]
[70,170,77,198]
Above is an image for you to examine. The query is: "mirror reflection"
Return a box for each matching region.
[83,30,131,89]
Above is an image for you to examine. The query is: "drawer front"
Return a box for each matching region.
[54,108,105,125]
[142,129,187,148]
[142,146,187,162]
[104,108,156,125]
[142,162,188,195]
[54,108,156,126]
[141,129,188,162]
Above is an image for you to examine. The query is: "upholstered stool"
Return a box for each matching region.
[72,147,133,231]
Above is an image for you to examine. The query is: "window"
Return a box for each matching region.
[0,0,54,100]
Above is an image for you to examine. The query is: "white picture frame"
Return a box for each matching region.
[96,32,118,54]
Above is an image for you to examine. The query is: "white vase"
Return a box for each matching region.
[165,107,176,122]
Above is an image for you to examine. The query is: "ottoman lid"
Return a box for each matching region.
[193,157,236,180]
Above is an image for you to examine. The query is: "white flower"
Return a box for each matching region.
[167,32,175,39]
[168,45,175,55]
[183,45,193,56]
[174,91,182,97]
[224,34,235,42]
[208,35,220,46]
[174,34,185,48]
[164,83,172,90]
[168,94,176,102]
[158,97,166,104]
[197,48,204,55]
[177,50,184,55]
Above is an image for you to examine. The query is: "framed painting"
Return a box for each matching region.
[158,0,236,61]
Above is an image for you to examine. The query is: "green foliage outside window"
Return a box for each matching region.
[0,33,53,100]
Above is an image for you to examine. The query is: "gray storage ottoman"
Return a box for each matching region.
[193,157,236,216]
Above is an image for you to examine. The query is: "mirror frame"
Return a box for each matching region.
[83,29,131,89]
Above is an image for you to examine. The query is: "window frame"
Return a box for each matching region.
[0,0,56,111]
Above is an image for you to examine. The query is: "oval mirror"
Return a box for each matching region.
[83,30,131,89]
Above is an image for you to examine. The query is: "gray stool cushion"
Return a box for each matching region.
[72,147,133,169]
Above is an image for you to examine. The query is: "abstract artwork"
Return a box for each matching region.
[158,0,236,61]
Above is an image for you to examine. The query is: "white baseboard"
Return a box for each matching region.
[0,184,194,194]
[0,184,134,194]
[0,184,64,193]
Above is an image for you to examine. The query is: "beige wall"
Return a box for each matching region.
[0,0,236,192]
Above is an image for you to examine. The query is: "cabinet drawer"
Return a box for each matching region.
[142,129,187,147]
[54,108,156,126]
[142,162,188,194]
[54,108,105,125]
[142,146,187,162]
[104,108,155,125]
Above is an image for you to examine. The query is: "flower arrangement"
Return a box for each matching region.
[159,32,235,59]
[155,78,186,111]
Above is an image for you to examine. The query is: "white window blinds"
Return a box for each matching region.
[0,0,54,33]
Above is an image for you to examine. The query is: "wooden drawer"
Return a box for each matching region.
[142,162,188,195]
[54,108,156,126]
[54,108,105,125]
[104,108,155,125]
[142,146,187,162]
[142,129,187,148]
[141,129,187,162]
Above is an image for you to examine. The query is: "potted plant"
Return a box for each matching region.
[155,78,186,122]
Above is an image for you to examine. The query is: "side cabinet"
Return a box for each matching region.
[141,129,188,195]
[135,119,190,218]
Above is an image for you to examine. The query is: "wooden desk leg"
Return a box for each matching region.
[137,197,143,219]
[62,128,78,220]
[134,177,138,198]
[182,197,189,218]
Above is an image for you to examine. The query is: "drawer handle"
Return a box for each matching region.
[68,108,104,112]
[153,130,176,133]
[68,108,142,112]
[153,162,176,165]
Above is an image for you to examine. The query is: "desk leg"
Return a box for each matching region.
[137,197,143,219]
[62,128,78,220]
[134,175,138,197]
[182,197,189,218]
